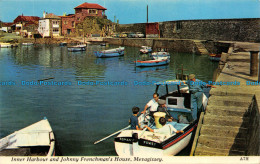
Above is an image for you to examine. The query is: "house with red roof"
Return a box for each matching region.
[13,15,40,34]
[61,2,107,35]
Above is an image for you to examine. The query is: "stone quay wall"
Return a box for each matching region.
[246,93,260,155]
[117,18,260,42]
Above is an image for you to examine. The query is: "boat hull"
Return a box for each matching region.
[140,46,152,54]
[68,46,86,52]
[0,118,55,156]
[114,121,197,156]
[209,56,221,61]
[0,43,18,48]
[22,43,34,46]
[94,47,125,58]
[135,59,170,67]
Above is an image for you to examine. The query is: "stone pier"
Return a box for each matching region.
[191,42,260,156]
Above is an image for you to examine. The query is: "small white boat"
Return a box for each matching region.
[0,43,18,48]
[22,43,34,46]
[94,47,125,58]
[140,46,152,54]
[67,44,86,52]
[114,80,208,156]
[0,117,55,156]
[151,51,170,59]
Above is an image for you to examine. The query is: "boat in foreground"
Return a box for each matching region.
[67,44,86,52]
[94,47,125,58]
[0,117,55,156]
[135,57,170,67]
[114,80,208,156]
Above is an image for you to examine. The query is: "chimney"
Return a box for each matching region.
[43,11,46,18]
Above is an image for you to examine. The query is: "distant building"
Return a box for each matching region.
[38,12,62,38]
[0,22,14,32]
[13,15,39,32]
[61,2,107,35]
[146,22,160,38]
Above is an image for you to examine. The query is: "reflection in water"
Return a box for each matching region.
[0,44,218,156]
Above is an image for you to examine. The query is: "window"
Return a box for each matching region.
[173,21,182,33]
[53,28,59,33]
[89,9,97,14]
[176,21,182,30]
[72,21,75,28]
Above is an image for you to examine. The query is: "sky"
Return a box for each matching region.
[0,0,259,24]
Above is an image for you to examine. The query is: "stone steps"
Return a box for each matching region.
[195,144,245,156]
[200,125,248,139]
[198,135,246,152]
[207,95,252,107]
[194,41,209,55]
[206,105,249,117]
[203,114,249,128]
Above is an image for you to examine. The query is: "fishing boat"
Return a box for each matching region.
[94,47,125,58]
[0,117,55,156]
[135,57,170,67]
[140,46,152,54]
[67,44,86,52]
[209,53,221,61]
[22,43,34,46]
[114,80,208,156]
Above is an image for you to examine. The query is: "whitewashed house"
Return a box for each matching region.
[38,12,61,38]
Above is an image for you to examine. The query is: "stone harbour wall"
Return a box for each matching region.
[117,18,260,42]
[162,18,260,42]
[246,93,260,155]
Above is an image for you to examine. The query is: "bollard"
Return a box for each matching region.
[250,51,259,77]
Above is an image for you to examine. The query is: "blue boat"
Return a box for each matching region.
[135,57,170,67]
[94,47,125,58]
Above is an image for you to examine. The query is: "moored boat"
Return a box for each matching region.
[135,57,170,67]
[59,42,67,46]
[114,80,208,156]
[22,43,34,46]
[67,44,86,52]
[209,53,221,61]
[0,117,55,156]
[140,46,152,54]
[94,47,125,58]
[151,48,170,59]
[0,43,18,48]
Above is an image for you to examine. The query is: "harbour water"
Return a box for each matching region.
[0,44,218,156]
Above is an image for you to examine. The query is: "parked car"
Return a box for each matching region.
[119,32,127,38]
[128,33,137,38]
[111,33,119,38]
[136,32,144,38]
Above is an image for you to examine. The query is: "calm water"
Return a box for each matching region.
[0,44,218,156]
